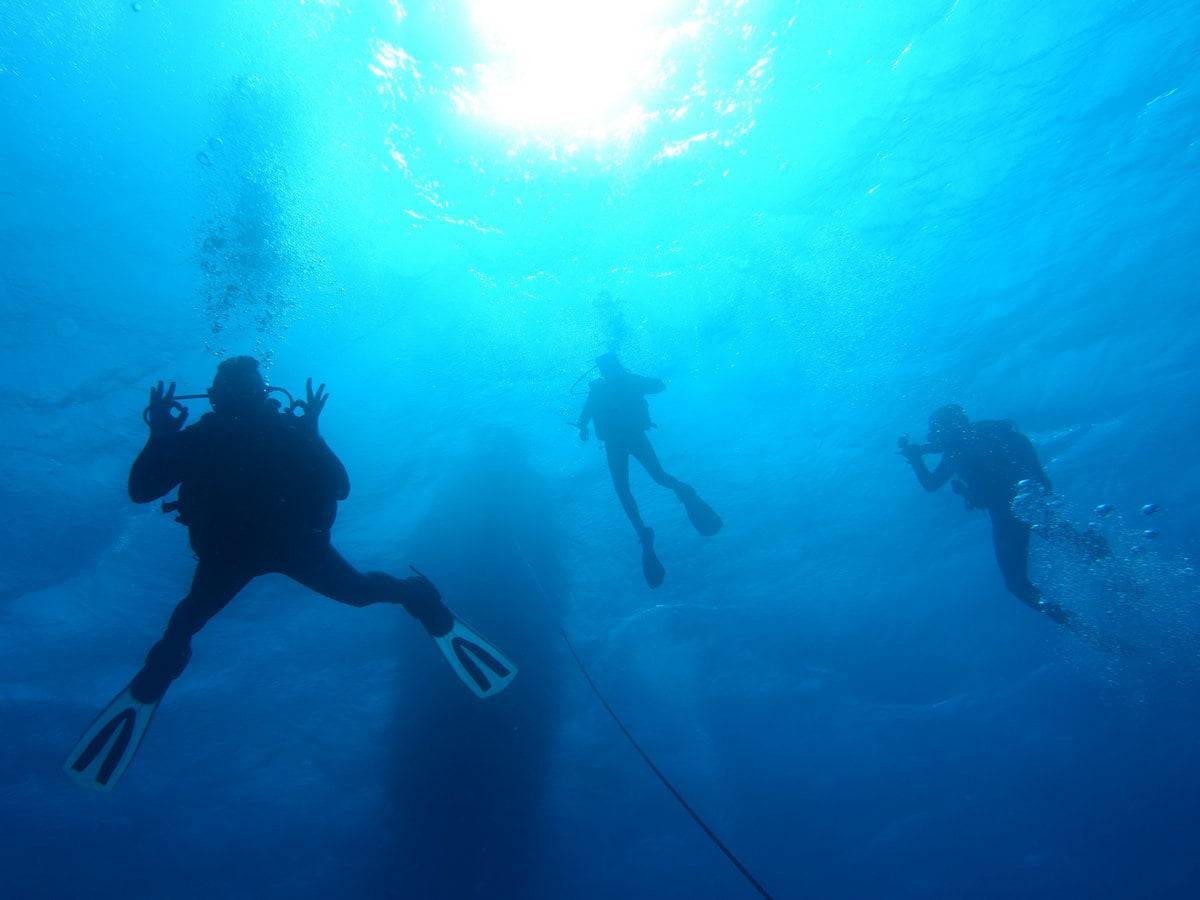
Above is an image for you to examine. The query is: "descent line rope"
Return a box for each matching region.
[512,541,776,900]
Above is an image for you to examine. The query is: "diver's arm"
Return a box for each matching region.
[635,375,667,394]
[909,454,954,492]
[898,435,952,491]
[130,380,192,503]
[576,393,594,439]
[295,378,350,500]
[129,432,185,503]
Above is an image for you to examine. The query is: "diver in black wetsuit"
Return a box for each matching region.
[65,356,517,790]
[898,404,1107,625]
[576,353,721,588]
[126,356,454,703]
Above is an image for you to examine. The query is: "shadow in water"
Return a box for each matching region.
[361,427,567,898]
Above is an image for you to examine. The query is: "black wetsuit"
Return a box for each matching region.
[907,420,1056,613]
[579,372,683,535]
[127,406,450,703]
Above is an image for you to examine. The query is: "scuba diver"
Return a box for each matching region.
[65,357,516,791]
[576,353,721,588]
[898,404,1109,626]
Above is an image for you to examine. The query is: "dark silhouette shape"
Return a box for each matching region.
[125,357,455,703]
[67,359,519,790]
[576,353,721,588]
[363,429,565,899]
[899,405,1108,625]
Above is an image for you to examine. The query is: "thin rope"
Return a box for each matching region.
[512,542,776,900]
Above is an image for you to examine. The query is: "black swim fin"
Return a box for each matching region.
[640,528,665,589]
[64,684,162,791]
[404,567,517,699]
[435,617,518,699]
[676,484,722,536]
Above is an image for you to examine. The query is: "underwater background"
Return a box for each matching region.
[2,1,1198,897]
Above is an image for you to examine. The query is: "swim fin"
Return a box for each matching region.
[676,484,722,536]
[64,684,161,791]
[435,617,518,699]
[640,527,665,589]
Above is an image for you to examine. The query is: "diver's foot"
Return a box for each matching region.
[129,663,176,705]
[639,528,665,589]
[397,572,454,637]
[129,641,191,704]
[675,483,723,536]
[1038,599,1075,626]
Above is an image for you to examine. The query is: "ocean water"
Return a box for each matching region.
[1,1,1198,897]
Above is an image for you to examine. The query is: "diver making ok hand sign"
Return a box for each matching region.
[65,357,516,791]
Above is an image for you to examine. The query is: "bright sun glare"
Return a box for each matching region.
[463,0,697,142]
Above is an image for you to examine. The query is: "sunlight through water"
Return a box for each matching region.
[458,0,698,142]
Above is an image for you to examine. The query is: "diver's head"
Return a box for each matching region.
[596,352,624,378]
[927,404,970,450]
[209,356,268,417]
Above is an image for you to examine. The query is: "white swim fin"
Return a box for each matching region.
[435,618,518,699]
[64,685,160,791]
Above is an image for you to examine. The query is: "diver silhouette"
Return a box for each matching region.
[65,357,515,791]
[898,404,1109,625]
[576,353,721,588]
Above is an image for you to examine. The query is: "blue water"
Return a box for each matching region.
[2,1,1198,897]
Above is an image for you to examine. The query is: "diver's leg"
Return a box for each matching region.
[287,544,453,637]
[129,560,252,703]
[991,513,1040,607]
[290,547,518,697]
[607,442,648,537]
[630,433,722,535]
[991,513,1071,623]
[630,433,684,492]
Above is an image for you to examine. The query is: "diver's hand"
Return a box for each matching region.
[300,377,329,434]
[147,380,187,435]
[897,434,921,462]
